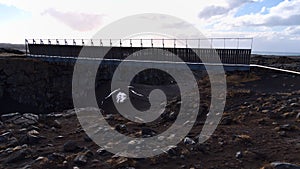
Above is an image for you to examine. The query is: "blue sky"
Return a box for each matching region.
[0,4,30,22]
[0,0,299,52]
[235,0,283,16]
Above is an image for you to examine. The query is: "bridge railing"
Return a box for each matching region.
[25,38,253,49]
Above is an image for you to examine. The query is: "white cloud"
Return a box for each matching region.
[197,0,300,49]
[198,0,260,19]
[213,0,300,27]
[260,6,266,13]
[43,8,104,31]
[286,26,300,34]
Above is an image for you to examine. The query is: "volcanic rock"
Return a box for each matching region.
[63,140,80,152]
[2,113,39,127]
[262,162,300,169]
[141,127,157,137]
[115,124,127,133]
[74,148,94,164]
[19,129,41,145]
[183,137,195,145]
[74,153,88,165]
[4,148,32,163]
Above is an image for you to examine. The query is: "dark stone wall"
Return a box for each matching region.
[0,57,75,113]
[0,57,183,113]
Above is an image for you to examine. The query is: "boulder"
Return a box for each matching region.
[183,137,196,145]
[4,148,32,163]
[74,153,88,166]
[63,140,80,152]
[262,162,300,169]
[2,113,39,127]
[74,149,93,166]
[141,127,157,137]
[19,132,41,145]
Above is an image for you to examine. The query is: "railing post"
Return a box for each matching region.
[174,39,176,48]
[25,39,28,56]
[185,39,188,48]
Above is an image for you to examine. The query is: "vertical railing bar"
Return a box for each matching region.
[185,39,188,48]
[174,39,176,48]
[25,39,28,56]
[151,39,153,48]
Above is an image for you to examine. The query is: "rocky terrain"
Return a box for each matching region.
[251,54,300,72]
[0,49,299,169]
[0,69,299,169]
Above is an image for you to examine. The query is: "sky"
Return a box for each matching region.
[0,0,299,52]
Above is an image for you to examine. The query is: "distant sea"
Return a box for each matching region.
[252,51,300,57]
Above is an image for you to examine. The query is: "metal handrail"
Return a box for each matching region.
[25,38,254,50]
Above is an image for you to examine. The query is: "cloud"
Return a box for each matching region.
[198,0,258,19]
[260,14,300,26]
[285,26,300,35]
[203,0,300,37]
[43,8,103,31]
[198,6,232,19]
[244,0,300,27]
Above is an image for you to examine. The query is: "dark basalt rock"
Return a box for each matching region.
[63,140,80,152]
[4,148,32,164]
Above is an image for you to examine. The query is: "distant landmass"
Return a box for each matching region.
[0,43,25,52]
[253,51,300,57]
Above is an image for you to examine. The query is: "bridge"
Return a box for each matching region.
[25,38,253,71]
